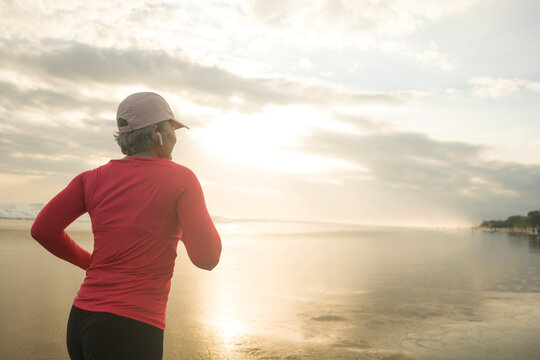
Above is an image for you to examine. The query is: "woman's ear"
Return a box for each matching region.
[152,125,163,145]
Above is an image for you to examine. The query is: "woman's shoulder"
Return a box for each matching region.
[104,157,199,179]
[78,158,199,185]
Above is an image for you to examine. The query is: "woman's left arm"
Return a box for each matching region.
[30,173,92,270]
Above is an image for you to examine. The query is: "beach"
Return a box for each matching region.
[2,219,540,359]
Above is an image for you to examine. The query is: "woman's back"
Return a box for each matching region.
[30,92,220,359]
[33,155,221,330]
[78,155,211,329]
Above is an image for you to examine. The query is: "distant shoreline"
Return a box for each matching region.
[476,226,540,236]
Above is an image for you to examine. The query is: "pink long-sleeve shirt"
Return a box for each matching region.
[30,156,222,330]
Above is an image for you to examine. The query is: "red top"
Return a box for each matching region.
[30,156,222,330]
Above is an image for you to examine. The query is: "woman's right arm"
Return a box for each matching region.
[176,169,222,271]
[30,173,92,270]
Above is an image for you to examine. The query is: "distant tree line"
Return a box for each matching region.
[480,210,540,229]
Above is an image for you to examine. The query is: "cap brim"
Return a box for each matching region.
[172,119,190,130]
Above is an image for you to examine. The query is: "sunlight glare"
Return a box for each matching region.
[191,106,361,174]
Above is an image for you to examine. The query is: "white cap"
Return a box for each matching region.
[116,92,189,133]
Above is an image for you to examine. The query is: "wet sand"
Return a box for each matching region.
[2,219,540,359]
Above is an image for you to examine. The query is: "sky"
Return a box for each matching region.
[0,0,539,227]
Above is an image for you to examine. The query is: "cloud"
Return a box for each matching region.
[301,129,482,189]
[469,77,540,98]
[248,0,477,41]
[295,116,540,220]
[0,37,437,204]
[2,0,477,50]
[0,102,118,178]
[0,39,421,113]
[1,0,469,79]
[0,80,116,115]
[2,38,536,222]
[395,41,456,72]
[246,0,466,71]
[0,38,428,183]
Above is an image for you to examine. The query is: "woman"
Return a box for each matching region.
[30,92,222,360]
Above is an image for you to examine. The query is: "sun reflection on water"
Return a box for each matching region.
[201,266,253,352]
[210,312,247,349]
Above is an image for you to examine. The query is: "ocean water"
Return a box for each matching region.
[1,219,540,359]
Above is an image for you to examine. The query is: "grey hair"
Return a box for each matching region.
[113,120,173,155]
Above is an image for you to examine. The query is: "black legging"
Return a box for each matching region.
[66,305,164,360]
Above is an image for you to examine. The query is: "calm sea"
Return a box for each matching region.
[1,219,540,359]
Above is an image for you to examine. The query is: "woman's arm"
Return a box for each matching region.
[30,173,92,270]
[176,169,222,271]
